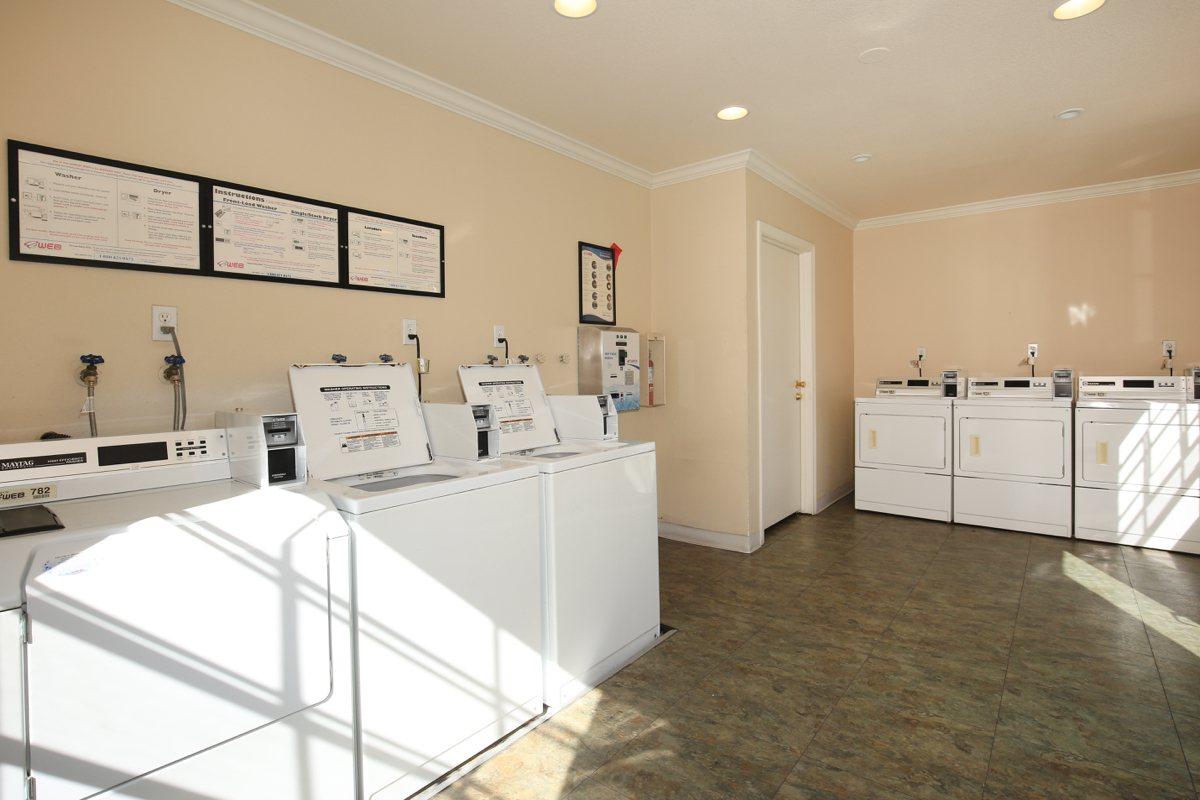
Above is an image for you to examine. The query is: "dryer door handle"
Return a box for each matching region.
[1096,441,1109,466]
[969,435,981,457]
[868,429,877,449]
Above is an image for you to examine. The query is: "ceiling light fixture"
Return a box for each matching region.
[1055,107,1085,120]
[851,153,872,163]
[554,0,596,19]
[857,47,890,64]
[716,106,748,121]
[1051,0,1106,20]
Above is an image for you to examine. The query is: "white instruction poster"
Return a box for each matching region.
[212,186,339,283]
[347,212,443,294]
[16,148,201,269]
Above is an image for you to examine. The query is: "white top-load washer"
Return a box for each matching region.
[457,364,660,709]
[1074,374,1200,554]
[0,425,356,800]
[288,362,544,800]
[854,371,965,522]
[953,371,1074,537]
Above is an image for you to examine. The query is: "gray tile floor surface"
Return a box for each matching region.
[440,498,1200,799]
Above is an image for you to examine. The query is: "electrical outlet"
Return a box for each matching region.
[493,324,506,347]
[152,305,177,341]
[1163,340,1177,357]
[916,347,926,359]
[1028,343,1039,359]
[403,319,418,343]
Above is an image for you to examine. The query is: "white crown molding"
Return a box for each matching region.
[166,0,654,186]
[649,150,754,188]
[857,168,1200,230]
[167,0,860,229]
[745,151,858,229]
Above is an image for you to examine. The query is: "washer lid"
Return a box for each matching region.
[458,364,560,454]
[290,363,432,480]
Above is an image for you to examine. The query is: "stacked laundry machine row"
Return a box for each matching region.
[0,361,659,800]
[855,366,1200,555]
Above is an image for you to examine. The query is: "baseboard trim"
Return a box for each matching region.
[658,522,754,553]
[816,482,853,513]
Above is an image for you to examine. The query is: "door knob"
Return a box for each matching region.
[795,379,807,388]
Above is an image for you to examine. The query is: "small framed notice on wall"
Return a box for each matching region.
[578,241,615,325]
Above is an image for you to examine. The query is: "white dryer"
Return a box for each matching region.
[0,427,356,800]
[288,362,544,800]
[953,372,1074,537]
[458,364,660,709]
[854,371,964,522]
[1074,374,1200,554]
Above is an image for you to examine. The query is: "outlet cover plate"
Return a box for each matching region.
[152,305,178,341]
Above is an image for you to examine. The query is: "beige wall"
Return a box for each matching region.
[854,184,1200,395]
[746,173,856,526]
[0,0,652,443]
[649,171,749,535]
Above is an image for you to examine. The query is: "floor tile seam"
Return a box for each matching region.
[1135,595,1200,800]
[989,730,1198,795]
[979,536,1032,796]
[793,532,946,765]
[769,754,920,800]
[586,643,795,800]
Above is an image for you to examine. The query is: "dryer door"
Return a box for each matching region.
[957,416,1067,481]
[857,412,947,472]
[24,489,333,800]
[1080,412,1200,492]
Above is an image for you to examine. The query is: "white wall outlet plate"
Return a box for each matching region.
[152,305,177,341]
[1028,343,1039,359]
[916,347,926,359]
[403,319,418,343]
[1163,340,1177,357]
[493,324,506,347]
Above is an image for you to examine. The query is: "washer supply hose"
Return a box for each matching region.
[169,329,187,430]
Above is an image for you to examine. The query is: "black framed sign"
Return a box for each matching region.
[8,139,446,298]
[9,140,203,275]
[578,241,615,325]
[344,207,445,298]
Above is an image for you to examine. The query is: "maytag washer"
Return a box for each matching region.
[0,423,356,800]
[854,371,965,522]
[458,363,660,709]
[1074,374,1200,554]
[288,362,544,800]
[953,371,1074,536]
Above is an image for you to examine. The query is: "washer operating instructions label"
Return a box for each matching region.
[477,380,538,435]
[318,384,402,453]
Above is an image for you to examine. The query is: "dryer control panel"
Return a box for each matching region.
[968,377,1054,399]
[875,377,943,397]
[1079,375,1188,401]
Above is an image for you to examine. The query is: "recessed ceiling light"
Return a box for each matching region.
[1056,107,1085,120]
[554,0,596,18]
[857,47,890,64]
[851,153,872,163]
[1052,0,1105,20]
[716,106,748,121]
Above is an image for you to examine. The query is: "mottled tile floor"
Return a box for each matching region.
[440,498,1200,799]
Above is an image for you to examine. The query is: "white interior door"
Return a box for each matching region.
[760,237,804,529]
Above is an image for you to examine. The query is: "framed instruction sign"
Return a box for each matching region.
[8,139,447,298]
[9,141,201,274]
[345,208,444,297]
[211,184,340,285]
[578,241,615,325]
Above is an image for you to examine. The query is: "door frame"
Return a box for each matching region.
[755,220,817,546]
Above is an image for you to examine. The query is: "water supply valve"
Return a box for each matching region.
[379,354,395,363]
[78,354,105,385]
[163,354,186,383]
[331,353,348,364]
